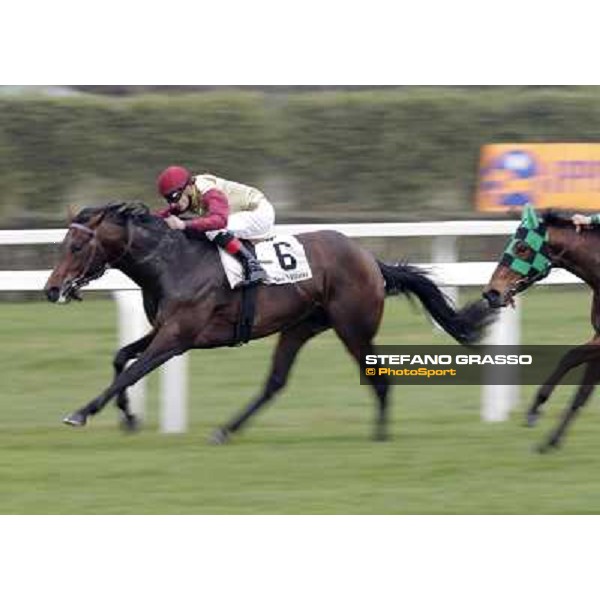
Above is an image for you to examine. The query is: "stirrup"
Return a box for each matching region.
[236,265,267,288]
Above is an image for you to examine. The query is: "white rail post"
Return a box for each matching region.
[431,236,458,305]
[160,354,189,433]
[112,290,150,418]
[431,236,458,334]
[481,298,521,422]
[113,289,189,433]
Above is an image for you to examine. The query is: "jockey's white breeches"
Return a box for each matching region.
[206,196,275,241]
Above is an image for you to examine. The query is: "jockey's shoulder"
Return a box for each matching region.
[195,174,220,194]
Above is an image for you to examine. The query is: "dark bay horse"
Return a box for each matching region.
[483,205,600,452]
[45,202,491,443]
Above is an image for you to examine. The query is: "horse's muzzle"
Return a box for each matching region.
[45,287,60,303]
[482,289,503,309]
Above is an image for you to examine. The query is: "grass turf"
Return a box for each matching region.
[0,285,598,514]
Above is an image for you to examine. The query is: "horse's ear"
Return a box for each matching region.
[522,204,540,229]
[87,208,109,229]
[67,204,80,223]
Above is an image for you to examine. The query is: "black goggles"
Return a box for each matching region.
[165,188,185,204]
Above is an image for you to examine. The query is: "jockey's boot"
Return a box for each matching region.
[236,245,268,287]
[213,231,267,287]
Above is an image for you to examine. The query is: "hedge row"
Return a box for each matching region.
[2,87,600,225]
[0,93,270,224]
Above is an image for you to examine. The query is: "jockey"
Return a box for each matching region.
[155,166,272,286]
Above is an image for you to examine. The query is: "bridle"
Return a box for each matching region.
[505,264,552,299]
[501,243,574,309]
[65,218,135,298]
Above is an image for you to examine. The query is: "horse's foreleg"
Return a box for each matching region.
[538,361,600,452]
[210,319,328,444]
[527,340,600,426]
[64,327,187,427]
[112,332,156,430]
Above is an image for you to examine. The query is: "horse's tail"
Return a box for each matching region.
[377,261,495,346]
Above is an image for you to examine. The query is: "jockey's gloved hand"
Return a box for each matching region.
[572,214,593,233]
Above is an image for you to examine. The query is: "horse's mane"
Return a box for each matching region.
[74,202,170,235]
[73,201,213,256]
[541,209,578,228]
[528,209,600,241]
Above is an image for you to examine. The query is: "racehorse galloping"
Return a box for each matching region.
[483,205,600,452]
[45,202,491,443]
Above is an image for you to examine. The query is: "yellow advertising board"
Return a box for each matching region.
[476,144,600,213]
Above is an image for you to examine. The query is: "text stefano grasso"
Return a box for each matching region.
[364,354,533,366]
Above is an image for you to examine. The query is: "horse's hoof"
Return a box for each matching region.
[120,414,141,433]
[525,412,541,428]
[63,412,87,427]
[536,440,560,454]
[536,443,550,454]
[373,432,390,443]
[208,428,230,446]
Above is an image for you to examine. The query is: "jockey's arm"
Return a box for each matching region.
[154,205,182,218]
[184,188,230,232]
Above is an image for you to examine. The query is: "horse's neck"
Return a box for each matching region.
[549,227,600,288]
[116,226,221,297]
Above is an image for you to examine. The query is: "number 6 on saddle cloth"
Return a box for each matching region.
[218,235,313,289]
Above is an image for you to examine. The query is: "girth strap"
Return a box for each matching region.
[230,285,258,347]
[229,241,259,347]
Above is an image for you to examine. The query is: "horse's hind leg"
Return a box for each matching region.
[538,360,600,453]
[112,332,156,431]
[527,340,600,427]
[334,329,390,441]
[326,303,389,441]
[210,316,329,445]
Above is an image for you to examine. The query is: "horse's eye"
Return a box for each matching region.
[71,244,84,254]
[514,241,530,255]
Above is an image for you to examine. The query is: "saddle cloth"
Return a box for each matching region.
[218,235,313,289]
